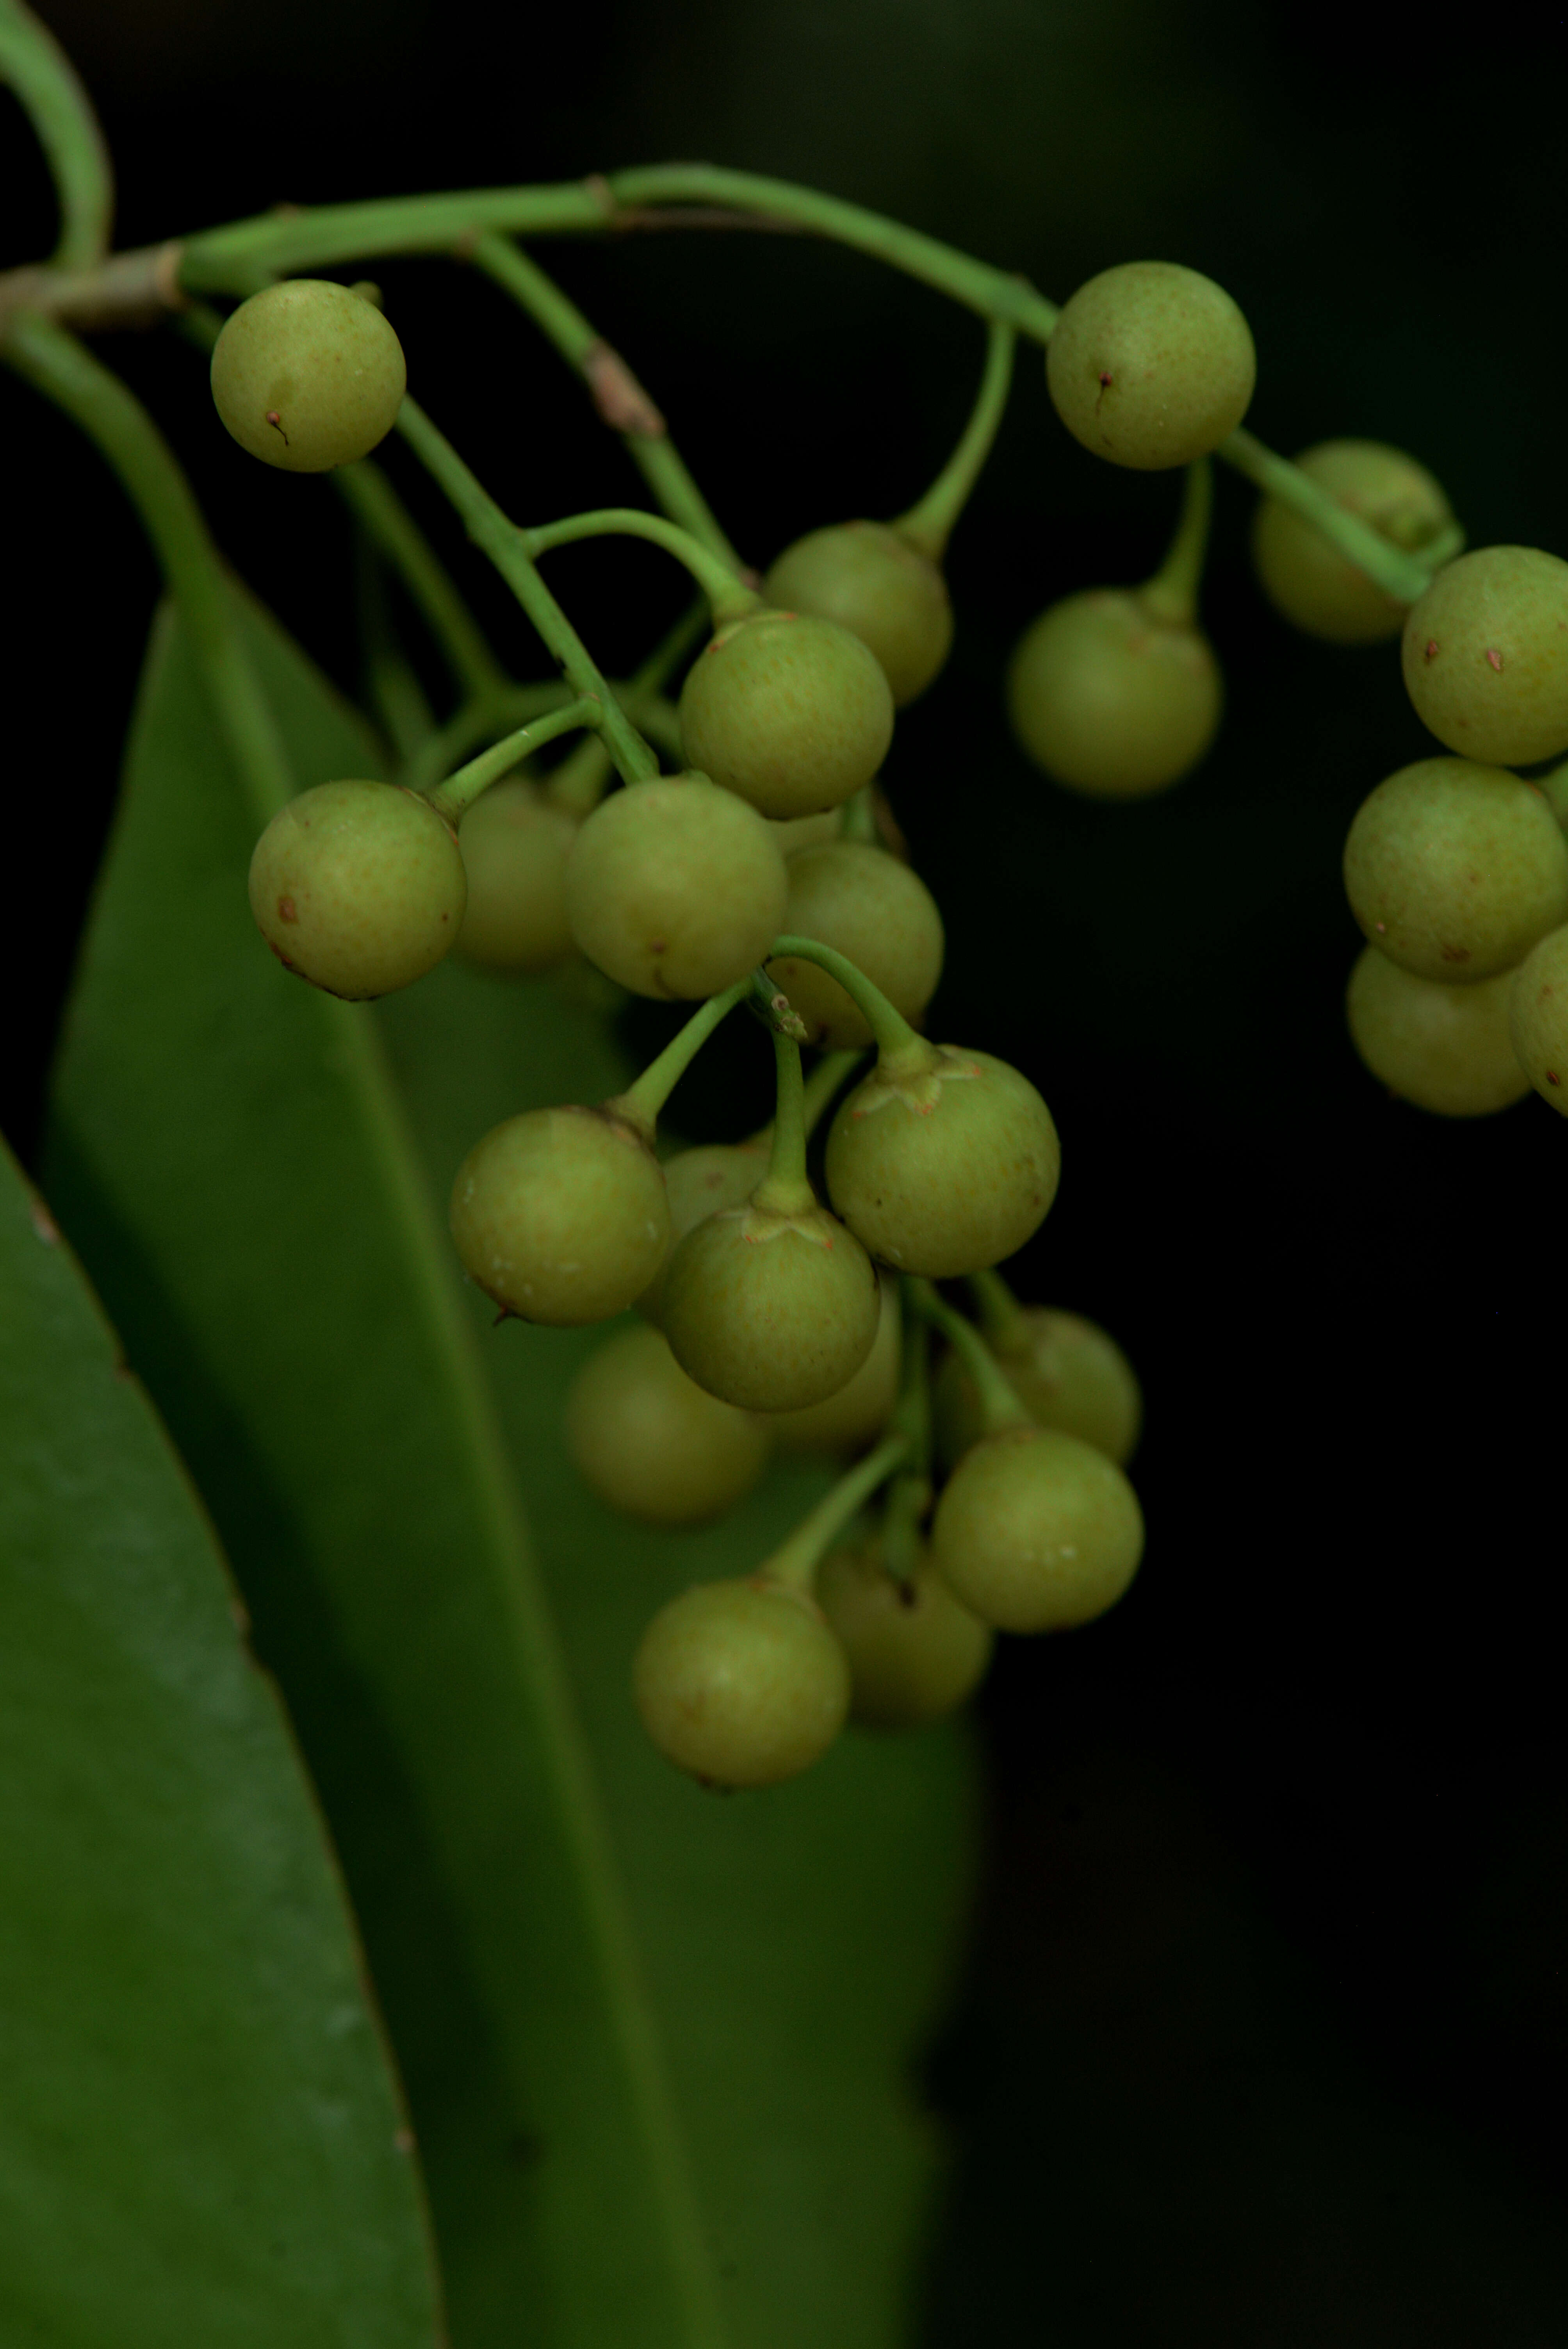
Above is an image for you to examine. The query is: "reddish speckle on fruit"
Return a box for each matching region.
[1375,920,1387,934]
[1548,1071,1562,1087]
[1440,944,1471,962]
[277,894,298,922]
[1424,638,1439,661]
[264,408,290,446]
[1485,647,1504,672]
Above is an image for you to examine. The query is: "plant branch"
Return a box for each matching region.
[894,316,1016,560]
[762,1433,913,1598]
[0,0,113,269]
[1139,458,1212,628]
[523,506,757,626]
[426,698,600,824]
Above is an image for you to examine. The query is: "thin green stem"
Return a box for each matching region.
[609,979,752,1135]
[905,1278,1030,1435]
[0,0,113,269]
[549,596,708,816]
[840,788,877,845]
[762,1433,913,1598]
[524,506,757,627]
[751,1030,814,1215]
[401,681,584,793]
[396,395,658,784]
[894,317,1016,560]
[768,934,930,1066]
[469,233,743,571]
[1139,457,1212,628]
[965,1266,1032,1360]
[801,1049,865,1141]
[427,698,600,823]
[1220,426,1438,605]
[335,458,510,700]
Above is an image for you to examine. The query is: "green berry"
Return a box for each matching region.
[825,1047,1060,1278]
[1347,946,1530,1116]
[816,1539,993,1729]
[765,843,944,1049]
[1006,590,1221,798]
[1402,547,1568,765]
[210,279,406,472]
[449,1103,668,1326]
[1343,757,1568,982]
[1509,923,1568,1115]
[660,1196,881,1413]
[637,1139,770,1323]
[678,610,895,820]
[456,777,578,975]
[248,779,465,999]
[766,1273,901,1456]
[932,1425,1144,1634]
[564,773,788,999]
[1046,261,1256,471]
[565,1323,772,1526]
[1251,440,1454,645]
[762,521,953,706]
[934,1306,1142,1472]
[633,1576,851,1788]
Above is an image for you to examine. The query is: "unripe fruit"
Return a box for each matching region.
[1046,261,1255,471]
[1347,946,1529,1117]
[565,1324,771,1526]
[766,1273,901,1456]
[934,1306,1142,1472]
[825,1047,1060,1278]
[932,1425,1144,1634]
[762,522,953,706]
[249,779,465,999]
[1006,590,1221,798]
[456,777,578,975]
[1402,547,1568,765]
[634,1577,851,1788]
[678,610,895,820]
[449,1103,668,1325]
[1508,923,1568,1116]
[765,844,944,1048]
[816,1540,993,1728]
[1251,440,1454,645]
[210,279,406,472]
[637,1139,769,1323]
[1343,757,1568,983]
[660,1196,881,1412]
[565,773,788,999]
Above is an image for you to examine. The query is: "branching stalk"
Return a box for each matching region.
[427,699,600,825]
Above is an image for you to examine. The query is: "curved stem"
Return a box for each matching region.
[428,697,600,824]
[1138,457,1212,628]
[523,507,758,627]
[751,1030,814,1215]
[469,233,743,572]
[335,459,510,700]
[1220,426,1438,605]
[894,317,1016,561]
[549,595,709,816]
[761,1433,913,1598]
[965,1266,1032,1360]
[905,1278,1030,1435]
[399,681,583,793]
[609,978,752,1135]
[768,934,928,1065]
[0,0,113,269]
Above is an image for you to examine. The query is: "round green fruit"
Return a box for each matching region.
[1251,440,1454,645]
[825,1046,1060,1278]
[637,1139,770,1324]
[660,1196,881,1413]
[765,1273,901,1456]
[248,779,465,999]
[633,1576,851,1789]
[564,773,788,999]
[456,777,578,975]
[210,279,406,472]
[765,844,944,1049]
[816,1540,993,1728]
[1006,590,1221,798]
[1046,260,1255,471]
[1509,923,1568,1115]
[932,1424,1144,1634]
[565,1324,772,1526]
[762,521,953,706]
[1402,547,1568,765]
[1343,757,1568,982]
[678,610,895,820]
[449,1103,668,1326]
[935,1305,1142,1471]
[1346,946,1529,1116]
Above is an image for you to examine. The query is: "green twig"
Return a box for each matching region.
[894,317,1016,560]
[355,527,435,763]
[762,1433,914,1598]
[0,0,113,269]
[427,697,600,824]
[335,458,510,701]
[768,934,927,1065]
[905,1278,1030,1435]
[524,506,756,626]
[1139,458,1212,628]
[609,979,752,1135]
[1220,426,1437,606]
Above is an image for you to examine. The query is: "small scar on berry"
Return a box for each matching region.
[277,895,298,922]
[264,409,290,445]
[1440,944,1471,962]
[1548,1071,1562,1086]
[1485,647,1504,672]
[1424,638,1439,660]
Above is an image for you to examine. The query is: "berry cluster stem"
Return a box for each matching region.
[964,1265,1032,1360]
[768,935,937,1073]
[761,1432,914,1600]
[906,1278,1031,1435]
[750,1030,815,1216]
[800,1048,866,1140]
[609,978,753,1137]
[335,456,511,702]
[0,0,112,271]
[1138,458,1212,629]
[895,316,1016,561]
[1220,426,1441,605]
[426,697,601,823]
[524,507,759,629]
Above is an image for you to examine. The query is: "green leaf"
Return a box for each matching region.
[44,590,977,2348]
[0,1133,443,2349]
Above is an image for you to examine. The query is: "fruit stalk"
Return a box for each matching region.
[426,698,601,823]
[524,506,759,626]
[760,1432,914,1599]
[906,1278,1031,1435]
[894,316,1016,560]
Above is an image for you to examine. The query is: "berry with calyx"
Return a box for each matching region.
[1402,547,1568,765]
[766,844,944,1048]
[633,1576,851,1788]
[455,777,578,975]
[565,1323,771,1526]
[766,1272,901,1456]
[762,521,953,706]
[816,1538,994,1729]
[248,779,465,999]
[449,1101,668,1325]
[1509,923,1568,1116]
[660,1193,881,1412]
[564,773,788,999]
[932,1425,1144,1633]
[210,279,406,472]
[1251,440,1454,644]
[825,1046,1060,1278]
[1046,261,1255,471]
[935,1306,1142,1471]
[678,610,895,820]
[1343,757,1568,982]
[637,1138,770,1323]
[1006,589,1221,798]
[1347,947,1530,1116]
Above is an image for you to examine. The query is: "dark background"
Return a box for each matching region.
[5,2,1568,2338]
